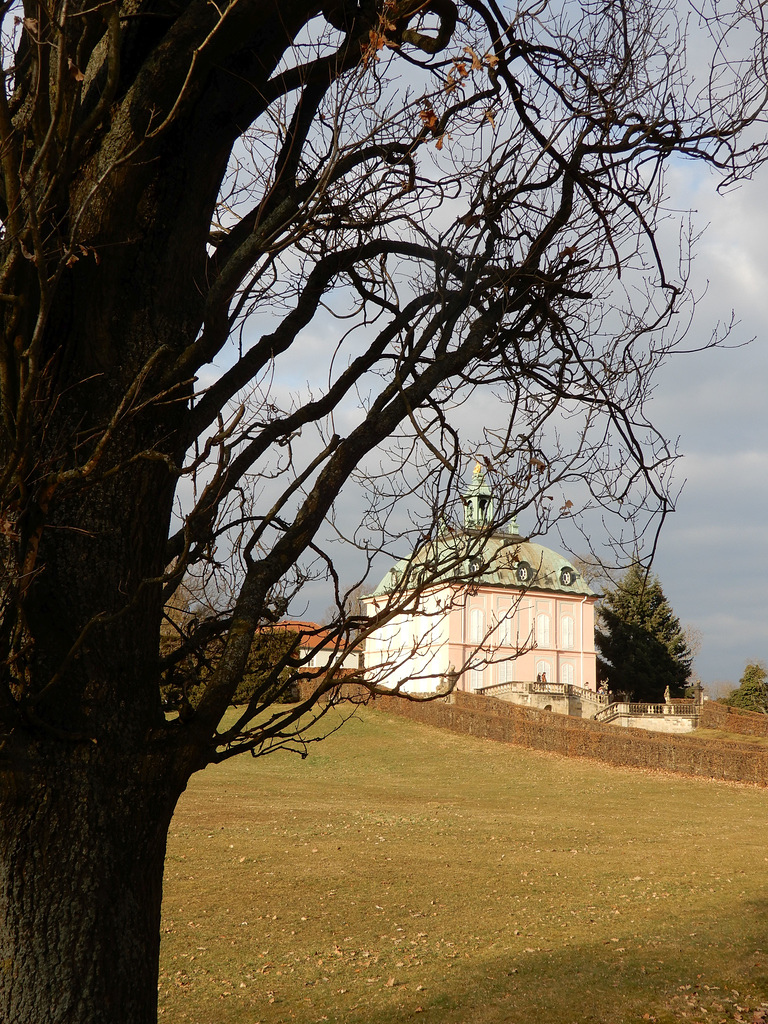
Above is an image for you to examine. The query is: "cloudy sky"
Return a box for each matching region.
[260,160,766,690]
[242,160,766,692]
[339,163,767,690]
[640,164,768,688]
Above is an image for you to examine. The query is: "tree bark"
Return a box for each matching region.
[0,744,183,1024]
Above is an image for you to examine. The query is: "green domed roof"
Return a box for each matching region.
[371,529,594,598]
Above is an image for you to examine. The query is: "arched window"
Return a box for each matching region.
[496,604,512,646]
[470,607,484,643]
[560,662,574,686]
[536,613,550,647]
[561,615,574,649]
[536,659,552,683]
[498,659,514,684]
[472,666,486,691]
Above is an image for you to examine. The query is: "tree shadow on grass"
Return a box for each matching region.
[346,914,768,1024]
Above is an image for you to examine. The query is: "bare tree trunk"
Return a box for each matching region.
[0,747,181,1024]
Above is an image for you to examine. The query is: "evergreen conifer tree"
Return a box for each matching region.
[595,564,692,701]
[721,663,768,713]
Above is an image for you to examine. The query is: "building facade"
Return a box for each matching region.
[364,468,598,696]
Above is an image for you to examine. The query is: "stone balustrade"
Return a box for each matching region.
[595,700,700,724]
[477,679,609,705]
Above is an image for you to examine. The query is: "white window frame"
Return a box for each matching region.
[471,666,486,691]
[561,615,574,650]
[536,659,552,682]
[536,613,550,648]
[498,659,514,684]
[496,604,512,646]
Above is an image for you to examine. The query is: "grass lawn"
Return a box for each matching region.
[159,706,768,1024]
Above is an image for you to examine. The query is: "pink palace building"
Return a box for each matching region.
[364,467,599,703]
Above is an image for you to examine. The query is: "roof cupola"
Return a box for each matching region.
[463,463,494,530]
